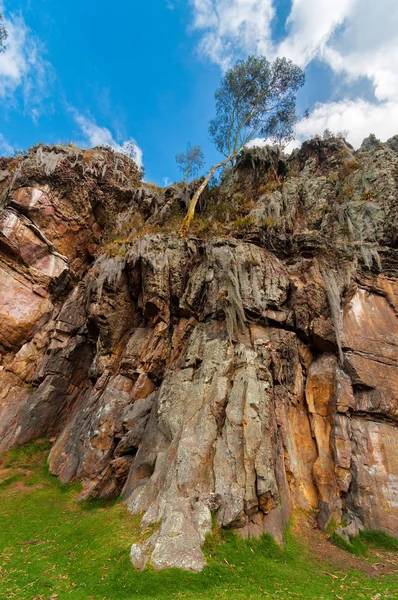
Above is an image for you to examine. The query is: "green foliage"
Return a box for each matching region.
[4,438,52,468]
[176,143,205,184]
[0,474,23,489]
[338,158,361,179]
[0,12,7,53]
[231,192,246,204]
[330,533,368,557]
[203,188,253,223]
[0,443,397,599]
[210,56,305,159]
[261,215,275,229]
[232,215,256,231]
[359,530,398,551]
[325,519,337,535]
[338,184,355,200]
[330,530,398,557]
[322,129,348,140]
[258,179,280,194]
[361,189,373,202]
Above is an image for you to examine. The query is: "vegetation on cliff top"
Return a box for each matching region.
[0,442,397,600]
[178,55,305,234]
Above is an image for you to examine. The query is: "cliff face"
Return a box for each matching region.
[0,137,397,572]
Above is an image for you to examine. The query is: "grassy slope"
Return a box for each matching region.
[0,441,397,600]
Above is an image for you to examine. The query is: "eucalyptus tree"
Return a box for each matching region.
[179,55,305,235]
[175,143,205,205]
[176,143,205,184]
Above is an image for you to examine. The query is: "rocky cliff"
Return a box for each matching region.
[0,136,397,572]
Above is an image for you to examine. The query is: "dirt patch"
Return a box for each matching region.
[293,513,398,578]
[0,465,49,494]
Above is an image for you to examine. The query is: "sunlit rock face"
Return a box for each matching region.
[0,137,397,572]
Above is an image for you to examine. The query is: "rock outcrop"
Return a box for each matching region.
[0,137,397,572]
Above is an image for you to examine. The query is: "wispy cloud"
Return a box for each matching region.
[321,0,398,103]
[190,0,275,71]
[277,0,357,67]
[0,4,53,119]
[0,132,13,155]
[73,112,144,169]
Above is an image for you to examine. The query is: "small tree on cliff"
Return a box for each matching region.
[175,143,205,205]
[0,13,7,53]
[176,143,205,184]
[178,55,305,235]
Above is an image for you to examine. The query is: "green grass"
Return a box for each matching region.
[0,442,397,599]
[359,530,398,552]
[330,529,398,557]
[330,532,368,557]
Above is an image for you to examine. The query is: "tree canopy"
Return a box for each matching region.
[176,143,205,184]
[209,56,305,158]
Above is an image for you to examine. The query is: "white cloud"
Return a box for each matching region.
[292,99,398,149]
[189,0,398,147]
[190,0,275,70]
[73,113,143,169]
[322,0,398,102]
[0,132,13,155]
[249,99,398,151]
[0,6,52,118]
[190,0,352,69]
[278,0,357,67]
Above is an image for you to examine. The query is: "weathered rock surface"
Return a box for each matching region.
[0,137,397,571]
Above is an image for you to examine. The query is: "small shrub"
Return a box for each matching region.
[205,189,254,223]
[339,184,355,200]
[338,158,360,179]
[323,129,348,140]
[261,215,275,229]
[258,179,280,194]
[325,518,340,535]
[232,192,246,204]
[82,149,95,163]
[232,215,256,231]
[326,171,338,185]
[361,189,373,202]
[191,218,221,237]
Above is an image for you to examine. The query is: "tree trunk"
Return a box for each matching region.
[178,157,231,236]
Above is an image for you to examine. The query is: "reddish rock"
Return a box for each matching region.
[0,266,53,350]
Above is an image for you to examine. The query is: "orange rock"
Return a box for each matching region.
[0,266,53,350]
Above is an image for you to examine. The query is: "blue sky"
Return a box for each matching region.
[1,0,398,184]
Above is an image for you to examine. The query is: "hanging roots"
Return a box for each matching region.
[35,147,65,176]
[86,254,125,307]
[320,265,344,365]
[211,246,246,341]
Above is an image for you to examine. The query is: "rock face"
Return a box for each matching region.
[0,138,397,572]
